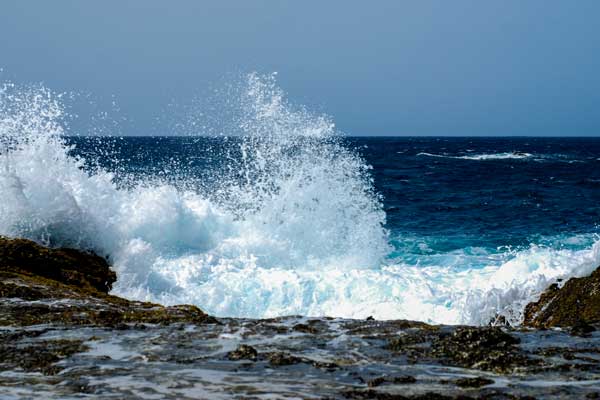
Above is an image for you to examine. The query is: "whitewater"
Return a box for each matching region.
[1,74,600,326]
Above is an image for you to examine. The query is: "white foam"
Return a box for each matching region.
[417,152,533,160]
[1,77,598,326]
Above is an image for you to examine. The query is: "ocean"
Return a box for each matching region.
[2,75,600,326]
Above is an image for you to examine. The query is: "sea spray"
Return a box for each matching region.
[1,75,600,325]
[0,74,392,316]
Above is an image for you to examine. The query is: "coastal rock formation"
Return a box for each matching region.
[523,267,600,328]
[0,237,116,293]
[0,237,214,327]
[430,327,533,373]
[1,237,600,399]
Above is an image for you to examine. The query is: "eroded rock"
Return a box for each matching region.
[431,327,530,373]
[0,237,115,293]
[523,267,600,328]
[0,237,215,327]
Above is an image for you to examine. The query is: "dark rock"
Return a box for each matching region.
[392,375,417,384]
[523,267,600,327]
[0,237,116,293]
[268,351,303,366]
[0,334,88,375]
[454,377,494,388]
[367,375,417,387]
[0,237,215,327]
[388,331,428,351]
[342,390,471,399]
[571,320,596,337]
[228,344,258,361]
[367,377,386,387]
[292,323,318,334]
[431,327,530,373]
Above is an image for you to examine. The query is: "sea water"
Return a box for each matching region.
[1,74,600,325]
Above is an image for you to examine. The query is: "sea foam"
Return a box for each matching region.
[1,76,599,325]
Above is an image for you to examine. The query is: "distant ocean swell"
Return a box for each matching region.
[416,151,589,162]
[1,75,599,325]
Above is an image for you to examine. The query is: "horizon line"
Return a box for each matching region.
[63,134,600,139]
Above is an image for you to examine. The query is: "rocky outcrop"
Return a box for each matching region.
[0,237,116,293]
[0,237,215,327]
[523,267,600,328]
[2,237,600,398]
[430,327,534,373]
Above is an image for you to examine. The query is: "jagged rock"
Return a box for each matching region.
[0,237,116,293]
[523,267,600,328]
[0,237,215,327]
[2,237,600,398]
[431,327,531,373]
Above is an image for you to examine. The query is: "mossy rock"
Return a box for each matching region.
[523,267,600,328]
[0,333,88,375]
[430,327,533,373]
[0,237,115,293]
[0,237,215,327]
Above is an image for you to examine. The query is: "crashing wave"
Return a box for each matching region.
[0,75,599,325]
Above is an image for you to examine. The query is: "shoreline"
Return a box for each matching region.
[1,237,599,399]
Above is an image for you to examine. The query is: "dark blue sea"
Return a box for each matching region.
[53,136,600,325]
[69,136,600,250]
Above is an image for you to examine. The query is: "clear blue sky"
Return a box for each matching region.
[1,1,599,136]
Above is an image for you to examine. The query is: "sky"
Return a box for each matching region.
[1,1,599,136]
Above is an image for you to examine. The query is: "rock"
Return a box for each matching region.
[571,320,596,337]
[0,331,88,375]
[431,327,530,373]
[0,237,215,327]
[523,267,600,328]
[268,351,303,366]
[228,344,258,361]
[391,375,417,384]
[0,237,116,293]
[292,323,318,334]
[367,375,417,387]
[454,377,494,388]
[342,390,468,399]
[367,377,386,387]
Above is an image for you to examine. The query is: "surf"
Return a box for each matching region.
[1,75,599,326]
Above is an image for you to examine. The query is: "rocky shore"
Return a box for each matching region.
[0,237,599,399]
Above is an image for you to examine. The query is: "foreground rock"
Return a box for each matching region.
[524,267,600,328]
[0,237,214,327]
[1,237,600,399]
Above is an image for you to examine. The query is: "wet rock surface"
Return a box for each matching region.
[0,237,600,399]
[524,267,600,328]
[0,237,116,293]
[0,237,215,328]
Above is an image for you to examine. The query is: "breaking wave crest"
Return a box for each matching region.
[1,75,599,325]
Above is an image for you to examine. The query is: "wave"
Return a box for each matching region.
[1,76,599,325]
[0,74,389,310]
[417,152,533,160]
